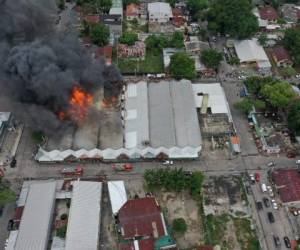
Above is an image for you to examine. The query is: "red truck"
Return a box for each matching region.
[60,166,83,176]
[112,163,133,172]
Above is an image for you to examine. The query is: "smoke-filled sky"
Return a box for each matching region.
[0,0,122,136]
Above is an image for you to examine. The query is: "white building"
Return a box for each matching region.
[14,182,57,250]
[148,2,173,23]
[65,181,102,250]
[107,181,127,216]
[192,83,233,121]
[234,39,271,73]
[123,80,202,158]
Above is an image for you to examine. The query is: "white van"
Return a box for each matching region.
[261,183,267,192]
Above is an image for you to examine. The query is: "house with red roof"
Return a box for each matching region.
[118,197,168,239]
[126,3,139,21]
[259,6,279,22]
[272,169,300,205]
[119,239,155,250]
[118,42,146,59]
[84,15,100,24]
[172,8,187,30]
[271,46,293,67]
[95,45,113,65]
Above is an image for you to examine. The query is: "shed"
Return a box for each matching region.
[108,181,127,215]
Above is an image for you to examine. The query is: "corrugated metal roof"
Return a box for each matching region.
[148,2,172,16]
[125,81,150,149]
[234,39,270,64]
[108,181,127,215]
[192,83,231,116]
[15,182,57,250]
[65,181,102,250]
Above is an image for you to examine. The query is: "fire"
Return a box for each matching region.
[69,86,93,124]
[101,96,118,108]
[58,86,93,125]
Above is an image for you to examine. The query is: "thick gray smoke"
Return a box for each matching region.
[0,0,122,136]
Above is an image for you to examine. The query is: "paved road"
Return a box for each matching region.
[248,170,293,250]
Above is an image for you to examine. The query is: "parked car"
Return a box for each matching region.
[283,236,291,248]
[263,197,270,207]
[273,235,281,247]
[256,201,263,210]
[7,219,14,231]
[0,206,4,217]
[268,212,275,223]
[271,199,278,210]
[255,172,260,182]
[246,185,251,195]
[162,160,173,165]
[267,161,275,167]
[249,174,255,184]
[261,183,267,192]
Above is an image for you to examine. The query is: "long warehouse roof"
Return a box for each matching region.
[15,182,57,250]
[65,181,102,250]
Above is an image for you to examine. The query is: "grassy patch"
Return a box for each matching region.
[0,184,16,205]
[205,213,230,245]
[116,50,163,74]
[233,217,260,250]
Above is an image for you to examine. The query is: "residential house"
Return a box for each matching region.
[118,41,146,58]
[101,14,122,44]
[126,3,139,21]
[95,45,113,65]
[162,48,183,68]
[172,8,187,30]
[280,4,300,24]
[259,6,279,22]
[148,2,173,23]
[109,0,123,18]
[271,46,293,67]
[234,39,271,73]
[272,169,300,206]
[84,15,100,24]
[185,36,209,55]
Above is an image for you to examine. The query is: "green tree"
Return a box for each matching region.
[56,225,67,238]
[31,130,45,144]
[57,0,65,10]
[207,0,258,38]
[283,28,300,65]
[0,183,16,205]
[98,0,112,14]
[173,218,187,233]
[187,0,208,19]
[145,35,168,53]
[258,33,268,47]
[234,98,254,113]
[123,0,139,7]
[253,99,266,110]
[167,0,177,8]
[190,171,205,199]
[201,49,223,70]
[170,52,196,80]
[281,66,296,78]
[170,32,185,48]
[119,32,138,45]
[228,56,240,65]
[288,99,300,135]
[90,24,109,46]
[260,81,296,108]
[244,76,274,95]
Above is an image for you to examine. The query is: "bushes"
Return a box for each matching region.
[119,32,138,46]
[172,218,187,233]
[56,225,67,238]
[144,168,204,198]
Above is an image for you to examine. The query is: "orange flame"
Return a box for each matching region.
[69,86,93,125]
[58,86,93,125]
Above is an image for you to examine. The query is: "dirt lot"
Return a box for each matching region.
[125,178,204,249]
[203,176,259,250]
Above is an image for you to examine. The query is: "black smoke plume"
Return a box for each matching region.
[0,0,122,136]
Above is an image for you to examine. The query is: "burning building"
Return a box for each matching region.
[35,80,202,162]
